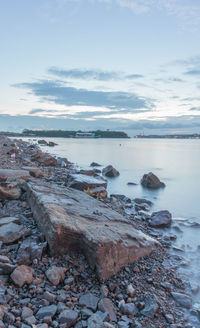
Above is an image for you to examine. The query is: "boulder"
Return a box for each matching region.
[0,222,26,244]
[150,210,172,228]
[26,180,159,281]
[102,165,119,177]
[38,139,47,145]
[90,162,101,167]
[11,265,34,287]
[48,141,58,147]
[141,172,165,189]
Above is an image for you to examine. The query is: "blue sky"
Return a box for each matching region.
[1,0,200,134]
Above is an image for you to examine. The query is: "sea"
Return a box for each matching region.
[19,137,200,322]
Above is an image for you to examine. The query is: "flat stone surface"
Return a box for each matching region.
[79,293,99,311]
[171,292,192,309]
[0,216,20,227]
[26,180,159,281]
[66,173,107,191]
[0,169,30,182]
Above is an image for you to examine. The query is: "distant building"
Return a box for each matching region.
[75,132,95,138]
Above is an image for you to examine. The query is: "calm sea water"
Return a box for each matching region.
[20,136,200,315]
[31,137,200,219]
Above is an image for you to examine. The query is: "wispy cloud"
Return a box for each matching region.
[115,0,200,25]
[13,80,153,111]
[48,67,144,81]
[48,67,121,80]
[184,69,200,76]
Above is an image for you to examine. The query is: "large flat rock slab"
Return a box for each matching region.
[26,180,159,281]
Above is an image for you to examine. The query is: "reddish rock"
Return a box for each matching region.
[26,180,159,281]
[11,265,34,287]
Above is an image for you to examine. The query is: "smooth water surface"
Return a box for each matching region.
[32,137,200,219]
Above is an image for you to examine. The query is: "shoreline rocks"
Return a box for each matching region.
[0,136,195,327]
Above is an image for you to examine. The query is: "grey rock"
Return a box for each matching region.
[98,298,117,322]
[81,309,93,320]
[141,172,165,189]
[171,292,192,309]
[79,293,99,311]
[16,238,47,264]
[121,303,138,316]
[127,284,136,297]
[21,307,34,320]
[90,162,101,167]
[0,222,26,244]
[87,312,111,328]
[58,309,79,326]
[45,265,66,286]
[141,295,159,318]
[0,262,16,274]
[150,210,172,228]
[0,217,20,227]
[102,165,119,178]
[66,173,107,191]
[26,180,159,281]
[24,315,36,325]
[36,305,57,320]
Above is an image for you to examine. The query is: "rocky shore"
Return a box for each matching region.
[0,136,196,328]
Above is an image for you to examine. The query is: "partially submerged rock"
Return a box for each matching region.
[150,210,172,228]
[141,172,165,189]
[90,162,101,167]
[26,180,159,281]
[102,165,120,178]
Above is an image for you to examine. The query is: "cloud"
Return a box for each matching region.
[124,115,200,130]
[190,107,200,111]
[115,0,200,25]
[48,67,121,80]
[126,74,144,79]
[184,69,200,76]
[48,67,144,81]
[13,80,153,111]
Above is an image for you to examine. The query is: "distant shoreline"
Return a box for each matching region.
[0,129,130,139]
[135,133,200,139]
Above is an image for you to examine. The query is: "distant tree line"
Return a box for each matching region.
[22,129,129,138]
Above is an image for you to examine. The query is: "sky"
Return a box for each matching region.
[0,0,200,135]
